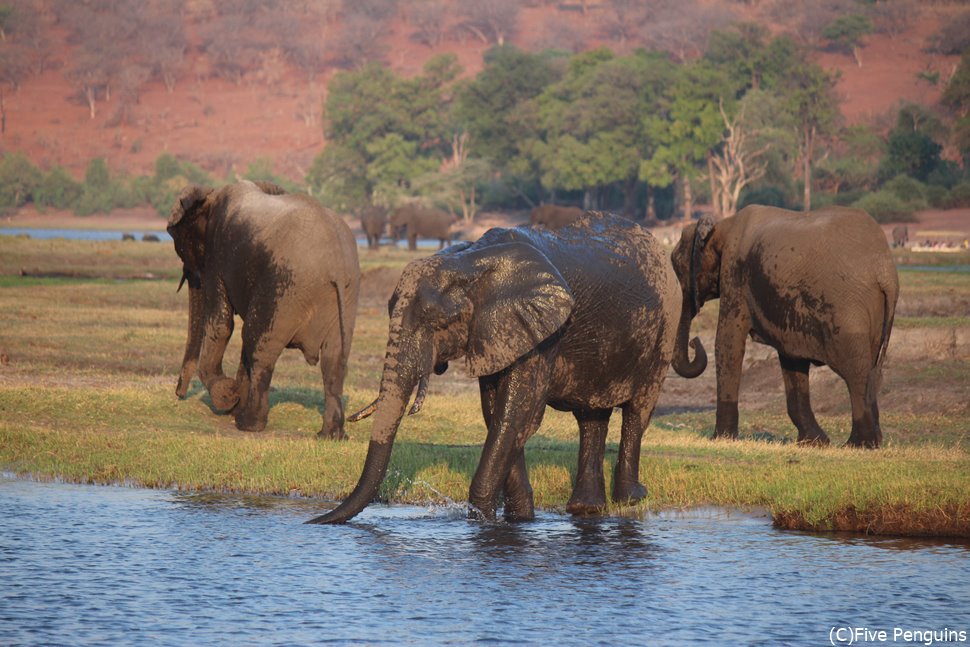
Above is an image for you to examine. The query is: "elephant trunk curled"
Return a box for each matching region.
[672,302,707,379]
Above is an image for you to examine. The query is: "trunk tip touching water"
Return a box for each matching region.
[306,440,394,524]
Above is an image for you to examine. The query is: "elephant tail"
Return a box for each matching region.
[866,275,897,408]
[334,278,352,366]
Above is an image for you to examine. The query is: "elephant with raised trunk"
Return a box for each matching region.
[168,180,360,438]
[670,205,898,448]
[309,212,681,524]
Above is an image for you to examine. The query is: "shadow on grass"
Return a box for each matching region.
[191,380,332,418]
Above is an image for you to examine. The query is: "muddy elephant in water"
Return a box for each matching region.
[168,180,360,438]
[359,205,388,251]
[389,204,457,251]
[529,204,584,230]
[309,212,681,524]
[670,205,898,448]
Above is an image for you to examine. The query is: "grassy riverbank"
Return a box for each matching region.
[1,235,969,538]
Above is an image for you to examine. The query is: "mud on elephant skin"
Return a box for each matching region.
[309,212,681,525]
[670,205,898,448]
[168,180,360,439]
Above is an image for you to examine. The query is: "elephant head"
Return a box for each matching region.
[670,215,718,379]
[168,184,215,398]
[308,240,574,524]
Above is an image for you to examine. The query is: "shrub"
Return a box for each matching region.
[34,166,83,210]
[852,190,917,223]
[0,152,43,214]
[739,185,790,209]
[882,174,928,207]
[944,181,970,209]
[925,184,949,209]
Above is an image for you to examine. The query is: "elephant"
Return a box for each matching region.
[309,211,681,524]
[891,224,909,248]
[359,205,388,251]
[389,204,457,250]
[168,180,360,439]
[670,205,899,448]
[529,204,584,230]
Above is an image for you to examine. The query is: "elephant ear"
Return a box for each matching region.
[167,185,214,274]
[250,180,286,195]
[458,242,575,377]
[689,215,716,317]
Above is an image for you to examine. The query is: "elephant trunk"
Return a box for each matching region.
[307,338,422,524]
[672,301,707,379]
[175,270,205,398]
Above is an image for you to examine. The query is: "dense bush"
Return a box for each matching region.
[0,152,43,214]
[852,190,917,223]
[34,166,83,210]
[738,185,790,209]
[882,174,928,208]
[943,181,970,209]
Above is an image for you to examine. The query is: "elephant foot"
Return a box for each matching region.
[502,490,535,522]
[234,407,267,433]
[467,498,498,522]
[208,378,239,412]
[612,479,647,506]
[843,436,880,450]
[317,426,349,441]
[712,429,740,441]
[797,432,830,447]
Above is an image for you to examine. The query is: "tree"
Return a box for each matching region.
[708,99,770,219]
[823,14,872,66]
[641,61,727,220]
[943,49,970,167]
[0,151,42,213]
[783,61,841,211]
[455,0,519,46]
[452,45,561,201]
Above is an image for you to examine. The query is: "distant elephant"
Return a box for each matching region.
[168,180,360,438]
[670,205,898,448]
[359,205,388,251]
[142,233,161,242]
[389,204,457,251]
[310,212,681,524]
[121,232,136,242]
[891,224,909,248]
[529,204,584,230]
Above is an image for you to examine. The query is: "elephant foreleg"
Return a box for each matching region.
[566,408,611,516]
[198,284,238,412]
[779,354,829,446]
[469,354,551,521]
[233,330,285,432]
[478,376,541,521]
[713,305,749,439]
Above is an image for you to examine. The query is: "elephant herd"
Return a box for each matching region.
[167,181,899,525]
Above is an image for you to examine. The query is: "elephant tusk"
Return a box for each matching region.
[408,375,429,416]
[177,272,187,293]
[347,397,379,422]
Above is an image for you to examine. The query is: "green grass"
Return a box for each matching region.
[1,235,969,537]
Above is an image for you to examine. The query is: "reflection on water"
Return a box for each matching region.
[2,478,968,645]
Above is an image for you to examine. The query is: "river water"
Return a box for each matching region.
[2,478,968,645]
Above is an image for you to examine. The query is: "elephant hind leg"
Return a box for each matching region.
[779,354,829,446]
[844,367,882,449]
[566,408,612,516]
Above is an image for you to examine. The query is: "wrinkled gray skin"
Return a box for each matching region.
[891,224,909,248]
[310,212,680,524]
[359,205,388,251]
[671,205,898,448]
[529,204,584,230]
[389,205,457,250]
[168,180,360,438]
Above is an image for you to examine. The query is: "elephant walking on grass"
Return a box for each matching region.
[310,212,681,524]
[670,205,898,448]
[389,204,457,251]
[359,205,388,251]
[168,180,360,439]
